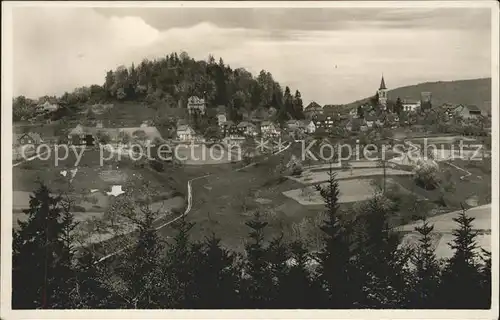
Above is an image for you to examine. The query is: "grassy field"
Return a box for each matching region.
[283,179,376,205]
[388,157,491,212]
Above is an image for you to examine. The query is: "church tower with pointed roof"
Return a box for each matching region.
[378,75,388,108]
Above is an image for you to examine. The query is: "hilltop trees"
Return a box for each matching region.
[55,52,305,123]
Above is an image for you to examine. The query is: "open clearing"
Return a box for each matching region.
[283,179,376,205]
[398,204,491,259]
[156,146,325,252]
[288,167,413,185]
[398,203,491,233]
[175,144,241,165]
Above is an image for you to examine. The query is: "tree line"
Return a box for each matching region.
[13,52,305,123]
[12,170,490,309]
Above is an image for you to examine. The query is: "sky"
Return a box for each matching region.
[12,6,492,105]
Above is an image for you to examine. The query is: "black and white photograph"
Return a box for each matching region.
[1,1,498,317]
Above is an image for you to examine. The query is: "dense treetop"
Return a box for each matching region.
[13,52,305,123]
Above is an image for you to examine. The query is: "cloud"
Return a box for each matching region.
[12,7,491,105]
[95,7,491,32]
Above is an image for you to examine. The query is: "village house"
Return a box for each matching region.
[38,101,59,112]
[322,105,342,117]
[237,121,258,136]
[346,118,366,132]
[349,108,359,118]
[260,120,280,137]
[365,114,377,128]
[455,105,483,119]
[223,135,246,148]
[286,120,301,130]
[299,120,316,134]
[402,99,421,112]
[14,132,43,146]
[68,122,163,146]
[303,101,323,119]
[313,114,335,130]
[176,124,196,142]
[216,105,227,128]
[187,96,206,115]
[221,121,238,137]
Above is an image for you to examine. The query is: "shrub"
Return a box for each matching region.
[149,159,164,172]
[72,205,86,212]
[414,162,441,190]
[291,163,303,176]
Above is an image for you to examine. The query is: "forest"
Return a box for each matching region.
[12,169,491,309]
[13,52,305,124]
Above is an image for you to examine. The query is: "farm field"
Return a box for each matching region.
[288,166,413,185]
[282,177,415,206]
[175,143,242,165]
[156,148,324,252]
[398,204,491,260]
[283,179,376,205]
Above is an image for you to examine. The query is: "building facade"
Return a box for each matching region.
[378,75,388,108]
[187,96,206,115]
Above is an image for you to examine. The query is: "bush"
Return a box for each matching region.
[72,205,86,212]
[291,163,303,176]
[413,162,440,190]
[149,159,164,172]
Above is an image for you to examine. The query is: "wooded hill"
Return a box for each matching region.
[345,78,492,114]
[13,52,306,123]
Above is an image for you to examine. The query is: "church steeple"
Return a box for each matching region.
[377,74,388,108]
[379,75,387,90]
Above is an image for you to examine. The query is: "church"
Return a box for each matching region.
[377,75,388,109]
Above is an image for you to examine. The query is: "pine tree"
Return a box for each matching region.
[439,207,486,308]
[242,211,273,308]
[353,195,411,308]
[159,215,201,308]
[370,92,380,109]
[315,167,356,308]
[410,218,441,308]
[114,207,164,308]
[293,90,305,119]
[73,249,117,308]
[12,184,78,309]
[276,240,322,308]
[395,97,403,115]
[191,234,240,308]
[266,233,290,307]
[478,249,492,308]
[357,105,364,118]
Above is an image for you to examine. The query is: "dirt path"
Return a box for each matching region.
[12,151,49,167]
[444,161,472,180]
[96,141,291,263]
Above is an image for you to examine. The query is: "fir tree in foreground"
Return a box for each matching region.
[159,215,201,308]
[241,211,274,308]
[410,218,441,308]
[315,167,356,308]
[12,184,78,309]
[113,207,164,308]
[353,195,412,308]
[191,234,240,308]
[11,183,492,309]
[439,206,490,309]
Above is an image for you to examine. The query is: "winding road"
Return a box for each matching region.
[96,141,292,263]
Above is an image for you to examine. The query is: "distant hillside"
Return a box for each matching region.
[346,78,492,114]
[13,51,306,124]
